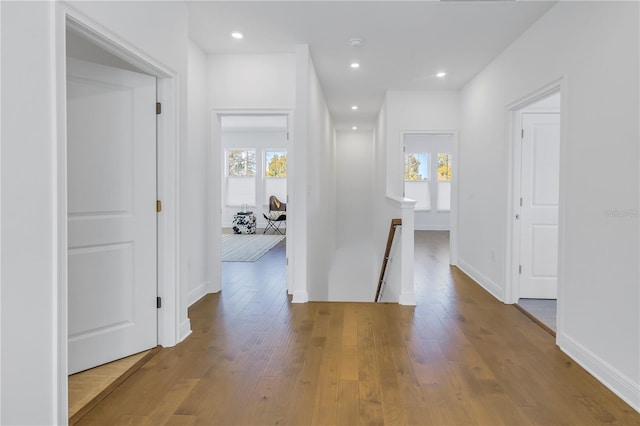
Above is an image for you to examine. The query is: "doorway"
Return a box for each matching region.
[509,91,561,333]
[216,113,292,293]
[58,11,181,421]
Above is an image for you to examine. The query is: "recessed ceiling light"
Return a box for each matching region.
[350,62,360,69]
[352,126,358,130]
[351,105,358,110]
[231,31,244,39]
[436,72,447,78]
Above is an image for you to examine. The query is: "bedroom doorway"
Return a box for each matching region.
[216,114,292,293]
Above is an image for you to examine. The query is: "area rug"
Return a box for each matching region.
[221,234,285,262]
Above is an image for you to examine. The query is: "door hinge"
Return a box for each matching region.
[286,132,289,140]
[521,128,524,139]
[157,200,162,212]
[157,297,162,309]
[520,197,523,207]
[519,265,522,274]
[156,102,162,115]
[403,146,406,153]
[286,258,289,266]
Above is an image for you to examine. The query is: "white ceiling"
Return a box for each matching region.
[187,1,556,131]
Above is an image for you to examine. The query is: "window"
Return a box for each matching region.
[437,153,452,182]
[404,153,429,181]
[228,149,256,177]
[265,151,287,177]
[437,153,452,211]
[226,149,256,206]
[264,150,287,205]
[405,153,430,210]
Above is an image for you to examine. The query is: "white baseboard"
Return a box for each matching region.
[399,292,417,306]
[558,332,640,413]
[179,318,192,343]
[291,290,308,303]
[187,280,212,307]
[414,225,451,231]
[456,258,503,301]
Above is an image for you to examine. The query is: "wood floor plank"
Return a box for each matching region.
[357,315,384,425]
[137,378,199,426]
[72,236,640,426]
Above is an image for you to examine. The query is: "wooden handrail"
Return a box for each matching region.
[375,218,402,302]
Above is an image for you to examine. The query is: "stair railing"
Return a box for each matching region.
[375,218,402,302]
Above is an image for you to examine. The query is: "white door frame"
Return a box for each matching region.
[55,4,182,421]
[504,79,567,337]
[211,110,294,294]
[400,130,459,266]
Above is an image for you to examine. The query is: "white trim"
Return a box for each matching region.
[450,131,459,266]
[456,258,503,301]
[209,112,222,293]
[291,45,309,303]
[0,1,3,419]
[558,332,640,412]
[292,290,309,303]
[53,5,68,423]
[179,319,193,343]
[187,281,212,307]
[386,194,417,209]
[55,4,184,421]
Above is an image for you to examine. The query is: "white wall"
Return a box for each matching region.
[208,54,296,110]
[372,99,391,273]
[335,131,374,247]
[458,1,639,409]
[329,130,376,301]
[187,40,213,307]
[300,49,336,301]
[1,2,58,423]
[1,1,190,423]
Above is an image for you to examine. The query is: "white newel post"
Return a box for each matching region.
[386,196,417,305]
[398,198,417,305]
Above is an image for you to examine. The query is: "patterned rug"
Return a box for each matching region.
[221,234,285,262]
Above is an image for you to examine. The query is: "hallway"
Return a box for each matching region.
[74,234,638,425]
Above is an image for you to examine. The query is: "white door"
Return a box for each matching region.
[519,113,560,299]
[67,58,157,374]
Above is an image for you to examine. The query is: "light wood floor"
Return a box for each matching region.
[69,350,150,418]
[75,232,639,425]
